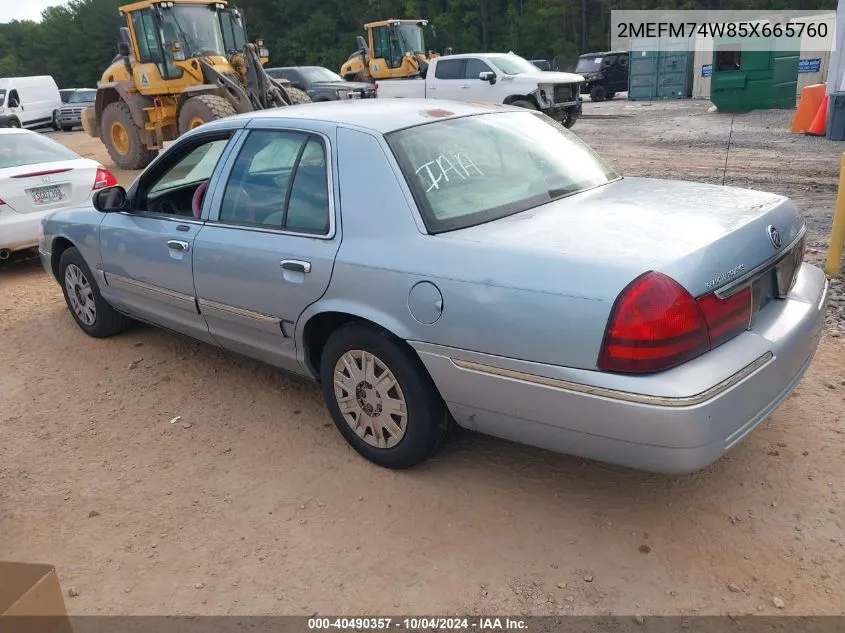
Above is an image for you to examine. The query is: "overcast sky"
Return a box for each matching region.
[0,0,69,23]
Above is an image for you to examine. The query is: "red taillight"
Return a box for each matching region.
[598,272,709,373]
[0,198,5,206]
[374,81,379,97]
[598,271,752,374]
[697,286,751,348]
[93,166,118,190]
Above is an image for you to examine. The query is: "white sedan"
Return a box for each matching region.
[0,128,117,260]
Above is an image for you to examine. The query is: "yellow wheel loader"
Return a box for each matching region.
[82,0,310,170]
[340,19,438,83]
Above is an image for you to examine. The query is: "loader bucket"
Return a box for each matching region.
[80,106,99,138]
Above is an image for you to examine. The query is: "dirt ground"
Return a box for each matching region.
[1,99,844,618]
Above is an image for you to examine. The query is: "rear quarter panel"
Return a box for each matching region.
[299,126,613,371]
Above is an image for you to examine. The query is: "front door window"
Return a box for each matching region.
[139,137,230,217]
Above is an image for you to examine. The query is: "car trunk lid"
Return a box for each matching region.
[0,159,97,214]
[442,176,804,301]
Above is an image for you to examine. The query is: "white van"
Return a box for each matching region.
[0,76,62,130]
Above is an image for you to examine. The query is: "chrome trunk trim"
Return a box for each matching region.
[715,227,806,299]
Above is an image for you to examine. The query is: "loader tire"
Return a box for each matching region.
[285,87,311,105]
[178,95,236,135]
[101,101,156,171]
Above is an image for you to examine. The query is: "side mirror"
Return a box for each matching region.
[479,71,496,84]
[118,41,130,57]
[93,186,127,213]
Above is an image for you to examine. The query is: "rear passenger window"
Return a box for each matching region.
[286,138,330,234]
[434,59,465,80]
[219,130,331,234]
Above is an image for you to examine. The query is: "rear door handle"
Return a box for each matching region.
[280,260,311,273]
[167,240,190,252]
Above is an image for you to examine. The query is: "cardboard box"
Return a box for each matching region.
[0,562,73,633]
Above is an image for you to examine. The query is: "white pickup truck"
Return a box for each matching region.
[375,53,584,128]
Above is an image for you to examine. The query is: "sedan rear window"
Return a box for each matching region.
[386,111,619,233]
[0,133,79,169]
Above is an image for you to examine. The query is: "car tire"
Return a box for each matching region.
[590,85,606,102]
[52,112,60,131]
[59,247,131,338]
[510,99,538,110]
[320,322,447,469]
[7,117,21,128]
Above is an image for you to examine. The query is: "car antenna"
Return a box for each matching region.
[721,113,735,186]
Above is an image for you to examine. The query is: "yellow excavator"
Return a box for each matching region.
[340,19,438,82]
[81,0,310,170]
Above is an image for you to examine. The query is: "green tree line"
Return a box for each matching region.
[0,0,834,88]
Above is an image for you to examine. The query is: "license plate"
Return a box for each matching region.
[751,271,777,320]
[774,244,802,298]
[30,185,65,205]
[750,243,802,325]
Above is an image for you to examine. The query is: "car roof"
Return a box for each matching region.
[0,127,34,136]
[227,99,511,135]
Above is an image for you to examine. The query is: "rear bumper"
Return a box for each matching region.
[39,245,54,279]
[0,208,52,252]
[411,263,828,474]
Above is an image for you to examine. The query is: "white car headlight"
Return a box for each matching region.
[336,89,351,100]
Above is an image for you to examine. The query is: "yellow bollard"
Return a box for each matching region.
[825,152,845,277]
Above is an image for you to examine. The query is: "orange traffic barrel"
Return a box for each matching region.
[791,83,827,133]
[806,94,829,136]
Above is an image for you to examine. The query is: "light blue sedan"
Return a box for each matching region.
[39,99,828,474]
